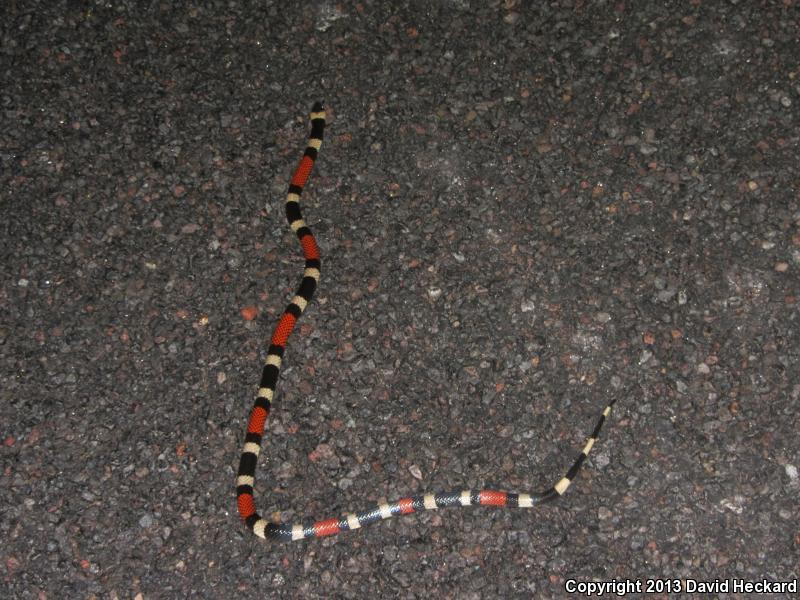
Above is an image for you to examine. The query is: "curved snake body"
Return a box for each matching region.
[236,103,615,542]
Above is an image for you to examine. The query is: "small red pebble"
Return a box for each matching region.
[4,436,15,446]
[241,306,258,321]
[308,443,334,463]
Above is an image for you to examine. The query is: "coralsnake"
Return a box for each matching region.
[236,103,614,542]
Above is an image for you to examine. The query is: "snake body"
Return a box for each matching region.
[236,103,615,542]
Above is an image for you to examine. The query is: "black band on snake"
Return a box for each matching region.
[236,103,615,543]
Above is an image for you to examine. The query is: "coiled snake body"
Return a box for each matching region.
[236,103,615,542]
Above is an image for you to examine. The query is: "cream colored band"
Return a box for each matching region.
[291,296,308,312]
[518,493,533,508]
[346,513,361,530]
[554,477,571,495]
[291,524,304,541]
[253,519,267,539]
[243,442,260,456]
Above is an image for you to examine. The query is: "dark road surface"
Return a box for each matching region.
[2,1,798,598]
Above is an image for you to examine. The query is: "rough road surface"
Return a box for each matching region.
[2,1,798,598]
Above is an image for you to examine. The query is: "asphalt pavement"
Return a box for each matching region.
[2,1,798,598]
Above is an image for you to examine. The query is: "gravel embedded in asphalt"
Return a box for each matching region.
[1,1,798,598]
